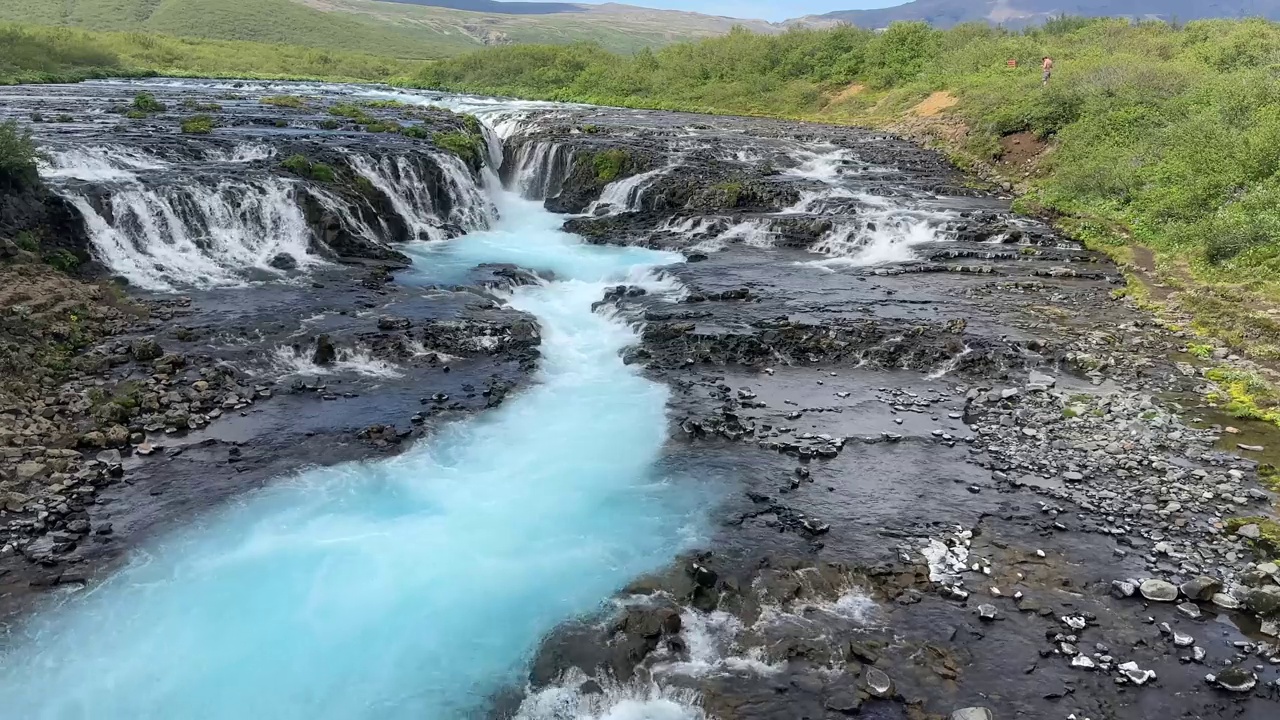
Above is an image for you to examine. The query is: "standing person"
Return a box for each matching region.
[1042,56,1054,85]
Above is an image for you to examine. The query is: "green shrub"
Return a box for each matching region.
[279,154,336,182]
[362,99,410,109]
[180,115,216,134]
[593,149,630,182]
[713,181,744,206]
[318,119,341,130]
[53,114,74,123]
[132,92,166,113]
[124,109,148,120]
[261,95,307,108]
[401,124,431,139]
[0,120,41,188]
[14,230,40,252]
[432,130,484,165]
[44,250,81,273]
[363,120,401,133]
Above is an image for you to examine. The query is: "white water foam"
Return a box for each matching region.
[205,143,277,163]
[689,220,775,253]
[268,345,404,380]
[514,670,705,720]
[67,178,320,291]
[348,153,452,242]
[586,164,675,216]
[40,145,168,181]
[806,194,955,267]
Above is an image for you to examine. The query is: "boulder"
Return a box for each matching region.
[267,253,298,271]
[1179,576,1222,602]
[1139,579,1179,602]
[1244,587,1280,617]
[130,338,163,362]
[312,335,337,366]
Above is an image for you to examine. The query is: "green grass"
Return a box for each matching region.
[593,149,629,182]
[179,114,214,134]
[432,130,484,166]
[261,94,307,108]
[0,21,416,85]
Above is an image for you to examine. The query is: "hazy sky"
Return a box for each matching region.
[551,1,899,22]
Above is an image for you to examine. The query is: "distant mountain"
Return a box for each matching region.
[790,1,1280,29]
[0,0,779,59]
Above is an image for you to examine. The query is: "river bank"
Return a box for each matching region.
[0,79,1277,719]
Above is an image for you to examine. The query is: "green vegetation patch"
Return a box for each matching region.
[1225,516,1280,557]
[1205,367,1280,423]
[132,91,166,113]
[593,149,630,183]
[181,99,221,112]
[261,95,307,109]
[432,130,484,166]
[180,114,216,134]
[279,154,336,182]
[43,249,81,273]
[0,120,41,188]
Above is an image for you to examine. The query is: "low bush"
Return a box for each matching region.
[180,114,216,134]
[0,120,42,188]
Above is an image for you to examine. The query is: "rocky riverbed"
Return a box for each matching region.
[0,79,1277,719]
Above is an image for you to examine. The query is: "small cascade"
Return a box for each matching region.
[435,152,496,231]
[41,145,168,182]
[66,177,318,291]
[348,152,494,242]
[586,164,674,215]
[348,153,452,242]
[507,140,575,200]
[809,213,950,266]
[205,143,277,163]
[690,220,776,253]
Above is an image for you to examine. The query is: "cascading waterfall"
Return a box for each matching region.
[809,216,947,265]
[509,140,575,200]
[0,146,714,720]
[40,145,168,182]
[65,177,319,291]
[586,163,675,215]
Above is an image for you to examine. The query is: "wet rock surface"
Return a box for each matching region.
[2,82,1278,718]
[497,107,1280,717]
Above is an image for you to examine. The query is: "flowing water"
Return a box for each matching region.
[0,181,714,719]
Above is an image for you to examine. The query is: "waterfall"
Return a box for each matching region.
[65,178,318,291]
[808,211,951,266]
[347,152,493,242]
[508,140,575,200]
[586,164,674,215]
[41,145,168,182]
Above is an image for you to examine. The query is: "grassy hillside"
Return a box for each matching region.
[0,0,779,58]
[413,18,1280,383]
[0,23,415,84]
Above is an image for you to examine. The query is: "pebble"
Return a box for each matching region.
[977,604,999,621]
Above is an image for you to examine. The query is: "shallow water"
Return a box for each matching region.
[0,186,714,719]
